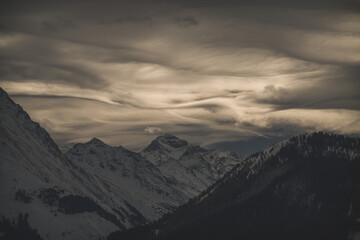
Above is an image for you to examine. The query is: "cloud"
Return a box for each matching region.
[0,33,108,89]
[174,16,199,28]
[144,126,163,135]
[42,16,75,33]
[0,0,359,155]
[98,16,153,26]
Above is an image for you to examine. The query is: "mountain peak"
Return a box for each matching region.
[155,134,188,148]
[0,87,7,95]
[156,133,177,140]
[87,137,106,145]
[0,87,21,110]
[0,87,62,155]
[120,133,360,240]
[0,87,7,97]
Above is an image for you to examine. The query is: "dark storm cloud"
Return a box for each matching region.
[42,16,75,33]
[174,16,199,28]
[177,0,359,10]
[1,0,359,154]
[98,16,153,26]
[0,33,108,88]
[0,61,107,88]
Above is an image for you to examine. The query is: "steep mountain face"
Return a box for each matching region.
[0,88,149,240]
[65,134,242,220]
[141,134,242,197]
[0,87,243,240]
[65,138,188,220]
[109,132,360,240]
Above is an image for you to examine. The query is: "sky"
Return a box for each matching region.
[0,0,359,156]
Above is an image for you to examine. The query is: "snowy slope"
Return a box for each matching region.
[141,134,242,197]
[0,87,245,239]
[0,88,149,240]
[65,138,188,220]
[65,134,242,219]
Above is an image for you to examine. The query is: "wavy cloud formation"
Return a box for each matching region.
[0,0,359,155]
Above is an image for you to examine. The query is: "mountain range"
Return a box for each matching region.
[1,86,359,240]
[108,132,360,240]
[0,87,242,240]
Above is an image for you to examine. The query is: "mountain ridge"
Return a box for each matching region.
[0,87,244,239]
[108,132,360,240]
[139,133,242,197]
[65,135,189,221]
[0,88,156,239]
[65,132,243,217]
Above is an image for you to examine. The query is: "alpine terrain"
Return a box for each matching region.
[0,87,150,239]
[140,134,241,198]
[108,132,360,240]
[0,87,242,239]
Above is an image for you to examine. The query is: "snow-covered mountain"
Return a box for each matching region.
[65,134,242,219]
[0,87,243,240]
[109,132,360,240]
[0,88,152,240]
[140,134,242,197]
[65,138,188,220]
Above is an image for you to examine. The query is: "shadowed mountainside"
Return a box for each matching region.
[108,132,360,240]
